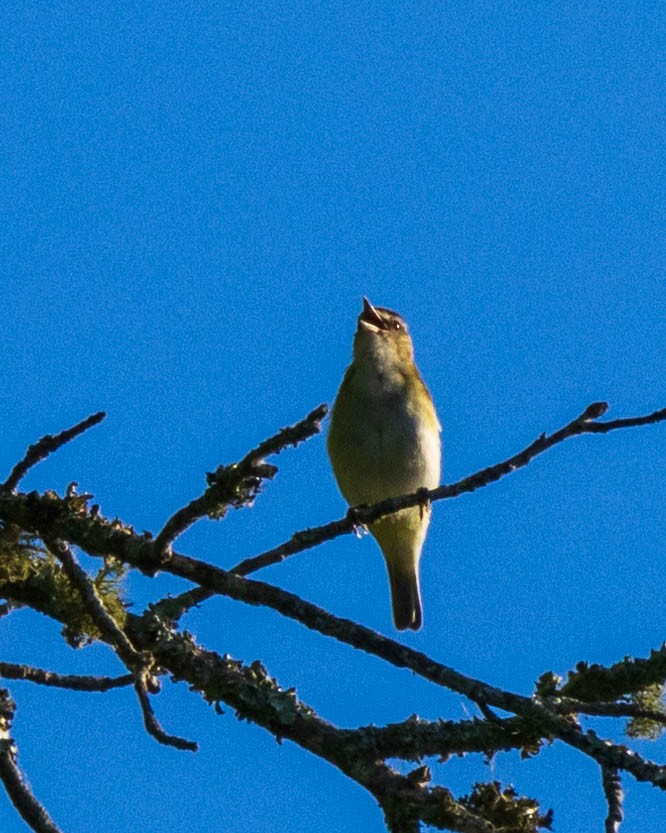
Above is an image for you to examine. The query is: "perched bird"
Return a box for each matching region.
[327,298,441,630]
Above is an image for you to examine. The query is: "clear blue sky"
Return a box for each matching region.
[2,3,666,831]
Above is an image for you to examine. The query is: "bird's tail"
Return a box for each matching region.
[386,559,422,631]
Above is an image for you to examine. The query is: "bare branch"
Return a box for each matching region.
[50,539,142,670]
[243,402,329,460]
[133,672,198,752]
[153,403,328,555]
[231,516,352,576]
[586,406,666,432]
[130,619,518,832]
[602,767,624,833]
[232,401,666,577]
[5,482,666,792]
[146,554,666,790]
[50,540,197,751]
[342,714,542,760]
[1,531,659,828]
[2,411,106,493]
[4,481,666,793]
[2,401,666,830]
[0,662,133,692]
[552,696,666,724]
[150,585,214,622]
[0,689,64,833]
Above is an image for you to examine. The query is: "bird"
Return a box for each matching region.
[327,297,441,630]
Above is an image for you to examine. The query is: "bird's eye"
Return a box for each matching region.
[391,320,402,331]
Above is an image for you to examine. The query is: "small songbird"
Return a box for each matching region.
[327,298,441,630]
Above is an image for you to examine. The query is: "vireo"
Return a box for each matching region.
[327,298,441,630]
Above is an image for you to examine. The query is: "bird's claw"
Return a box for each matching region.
[416,487,431,520]
[347,506,368,538]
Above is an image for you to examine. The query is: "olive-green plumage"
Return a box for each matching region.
[327,298,441,630]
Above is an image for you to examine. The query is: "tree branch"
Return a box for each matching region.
[602,767,624,833]
[0,688,64,833]
[50,539,141,669]
[153,404,328,556]
[133,672,197,752]
[0,549,645,831]
[49,539,196,751]
[0,662,133,692]
[231,402,666,577]
[340,714,542,760]
[551,696,666,725]
[2,411,105,493]
[2,402,666,830]
[4,484,666,791]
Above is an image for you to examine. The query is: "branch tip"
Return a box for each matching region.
[2,411,106,493]
[154,404,329,553]
[0,689,64,833]
[581,401,609,421]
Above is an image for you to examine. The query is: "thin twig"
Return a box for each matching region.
[552,697,666,724]
[134,674,198,752]
[602,767,624,833]
[0,689,64,833]
[50,540,197,751]
[150,586,214,621]
[50,540,141,669]
[2,411,106,493]
[0,662,133,692]
[230,402,666,577]
[153,404,328,555]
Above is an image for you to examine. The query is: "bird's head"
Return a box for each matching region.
[353,297,415,367]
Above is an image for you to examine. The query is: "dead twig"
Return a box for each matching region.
[152,404,328,557]
[2,412,106,493]
[0,662,133,692]
[0,688,64,833]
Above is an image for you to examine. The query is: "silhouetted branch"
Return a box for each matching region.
[153,403,328,556]
[2,411,105,493]
[0,689,63,833]
[602,767,624,833]
[131,618,541,832]
[231,402,666,577]
[0,662,133,691]
[50,539,196,751]
[552,696,666,724]
[4,481,666,790]
[2,402,666,831]
[133,672,198,752]
[50,539,142,669]
[164,401,666,619]
[0,515,655,830]
[135,554,666,791]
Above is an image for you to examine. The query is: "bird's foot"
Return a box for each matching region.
[347,506,368,538]
[416,487,432,520]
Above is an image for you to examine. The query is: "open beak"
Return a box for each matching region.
[360,297,386,329]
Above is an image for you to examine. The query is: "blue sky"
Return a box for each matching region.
[1,3,666,831]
